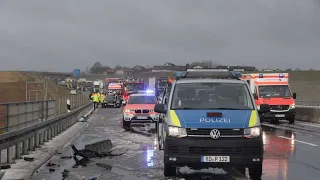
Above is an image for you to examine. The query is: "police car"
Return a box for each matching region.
[154,70,270,179]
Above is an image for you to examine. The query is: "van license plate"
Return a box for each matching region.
[137,116,148,119]
[201,156,230,162]
[275,114,285,117]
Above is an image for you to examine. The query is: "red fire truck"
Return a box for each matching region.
[122,79,145,104]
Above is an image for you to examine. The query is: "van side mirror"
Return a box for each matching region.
[154,104,166,113]
[259,104,270,113]
[253,93,258,100]
[292,93,297,99]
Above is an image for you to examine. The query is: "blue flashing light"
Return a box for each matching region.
[146,89,154,94]
[259,74,263,78]
[279,74,284,78]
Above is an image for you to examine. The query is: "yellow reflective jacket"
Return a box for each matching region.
[100,94,105,102]
[92,93,100,102]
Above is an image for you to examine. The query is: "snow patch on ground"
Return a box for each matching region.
[179,166,227,175]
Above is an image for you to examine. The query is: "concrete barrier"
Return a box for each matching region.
[296,105,320,123]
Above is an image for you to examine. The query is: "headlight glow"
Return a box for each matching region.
[168,126,187,137]
[124,109,133,113]
[290,104,295,109]
[244,127,261,138]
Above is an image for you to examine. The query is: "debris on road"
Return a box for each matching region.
[46,162,57,167]
[23,157,34,161]
[71,139,127,159]
[96,163,112,171]
[73,156,90,167]
[49,168,55,172]
[1,164,11,169]
[60,156,72,159]
[85,139,113,155]
[62,169,69,179]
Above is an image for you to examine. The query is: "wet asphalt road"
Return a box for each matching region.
[31,108,320,180]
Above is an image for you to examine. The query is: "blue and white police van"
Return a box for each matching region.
[154,70,270,179]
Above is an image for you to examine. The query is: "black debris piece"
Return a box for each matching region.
[46,162,56,167]
[1,164,11,169]
[23,157,34,161]
[73,156,90,168]
[71,139,127,159]
[96,163,112,171]
[60,156,72,159]
[62,169,69,179]
[49,168,55,172]
[84,139,113,155]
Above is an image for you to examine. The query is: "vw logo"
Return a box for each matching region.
[277,105,282,110]
[210,129,220,139]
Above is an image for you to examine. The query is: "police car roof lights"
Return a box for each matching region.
[174,70,241,80]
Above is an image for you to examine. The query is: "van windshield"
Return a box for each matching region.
[258,85,291,98]
[171,83,254,110]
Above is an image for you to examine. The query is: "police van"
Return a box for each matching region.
[154,70,270,179]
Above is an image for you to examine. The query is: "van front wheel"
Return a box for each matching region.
[248,163,262,180]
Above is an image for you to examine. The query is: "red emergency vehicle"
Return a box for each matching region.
[106,78,123,92]
[122,80,145,103]
[242,73,297,124]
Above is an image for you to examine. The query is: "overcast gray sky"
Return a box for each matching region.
[1,0,320,72]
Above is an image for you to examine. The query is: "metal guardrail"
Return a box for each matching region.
[295,100,320,106]
[0,94,92,167]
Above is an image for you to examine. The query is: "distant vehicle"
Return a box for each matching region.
[70,90,77,95]
[102,93,121,108]
[122,92,159,130]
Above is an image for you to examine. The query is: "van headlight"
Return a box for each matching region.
[168,126,187,137]
[244,127,261,138]
[290,104,295,109]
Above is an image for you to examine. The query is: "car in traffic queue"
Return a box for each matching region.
[154,70,271,179]
[122,91,160,130]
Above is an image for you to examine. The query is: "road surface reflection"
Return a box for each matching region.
[262,127,296,180]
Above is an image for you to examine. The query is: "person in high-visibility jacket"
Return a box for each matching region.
[99,93,105,104]
[91,92,100,110]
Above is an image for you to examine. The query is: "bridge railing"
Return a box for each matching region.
[0,100,56,133]
[0,94,93,166]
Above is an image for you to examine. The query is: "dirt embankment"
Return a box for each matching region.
[0,72,71,103]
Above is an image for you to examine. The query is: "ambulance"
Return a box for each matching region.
[242,73,296,124]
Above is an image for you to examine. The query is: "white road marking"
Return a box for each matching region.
[296,122,320,128]
[278,136,318,147]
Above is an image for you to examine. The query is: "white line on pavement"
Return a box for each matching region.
[278,136,318,147]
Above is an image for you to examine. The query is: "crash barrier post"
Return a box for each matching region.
[0,93,92,168]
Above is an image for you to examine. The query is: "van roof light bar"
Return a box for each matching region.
[174,70,241,80]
